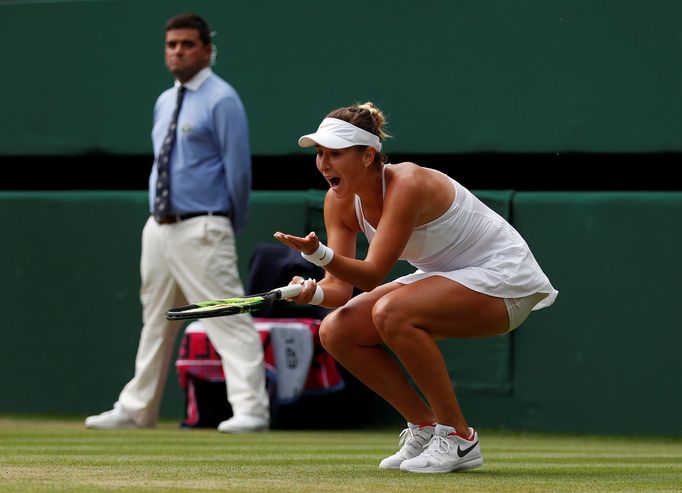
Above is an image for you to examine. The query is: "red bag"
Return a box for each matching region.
[175,318,344,428]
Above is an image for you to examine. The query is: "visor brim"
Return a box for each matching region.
[298,133,356,149]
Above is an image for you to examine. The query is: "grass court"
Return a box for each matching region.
[1,417,681,492]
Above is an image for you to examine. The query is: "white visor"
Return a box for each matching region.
[298,118,382,151]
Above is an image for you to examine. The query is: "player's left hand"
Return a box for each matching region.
[273,231,320,255]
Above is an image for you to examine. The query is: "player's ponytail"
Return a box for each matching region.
[326,102,390,167]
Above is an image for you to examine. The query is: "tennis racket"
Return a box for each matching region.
[166,284,303,321]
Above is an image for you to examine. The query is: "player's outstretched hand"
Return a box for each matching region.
[273,231,320,255]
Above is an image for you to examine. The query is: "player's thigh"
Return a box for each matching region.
[374,276,509,339]
[321,282,402,347]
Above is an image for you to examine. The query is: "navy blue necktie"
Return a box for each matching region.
[154,85,186,221]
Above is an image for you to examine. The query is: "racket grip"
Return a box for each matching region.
[276,284,303,300]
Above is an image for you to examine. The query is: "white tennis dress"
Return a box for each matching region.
[354,165,558,311]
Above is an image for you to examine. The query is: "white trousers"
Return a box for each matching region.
[117,215,269,426]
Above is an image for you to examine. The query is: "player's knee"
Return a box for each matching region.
[318,307,349,353]
[371,296,406,342]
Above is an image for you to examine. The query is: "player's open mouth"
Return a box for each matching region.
[329,177,341,189]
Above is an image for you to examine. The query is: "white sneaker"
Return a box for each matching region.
[85,403,139,430]
[217,414,269,433]
[379,422,435,470]
[400,424,483,473]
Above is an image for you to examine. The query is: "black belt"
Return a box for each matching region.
[154,212,230,225]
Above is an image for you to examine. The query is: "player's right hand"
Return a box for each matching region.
[288,276,317,304]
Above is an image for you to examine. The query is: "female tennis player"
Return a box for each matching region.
[273,102,558,474]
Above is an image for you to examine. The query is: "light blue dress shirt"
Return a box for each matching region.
[149,67,251,233]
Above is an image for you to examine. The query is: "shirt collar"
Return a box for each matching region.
[174,67,212,92]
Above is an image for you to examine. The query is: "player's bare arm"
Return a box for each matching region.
[318,169,426,292]
[274,191,357,306]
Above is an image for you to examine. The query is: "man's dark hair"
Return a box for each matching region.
[165,13,211,45]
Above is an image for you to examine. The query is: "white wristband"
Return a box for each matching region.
[301,242,334,266]
[309,285,324,305]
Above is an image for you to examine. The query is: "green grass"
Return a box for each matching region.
[1,418,681,492]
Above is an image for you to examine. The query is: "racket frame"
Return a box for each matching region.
[166,284,303,320]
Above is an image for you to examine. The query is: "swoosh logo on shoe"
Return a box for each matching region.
[457,440,479,458]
